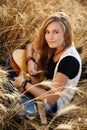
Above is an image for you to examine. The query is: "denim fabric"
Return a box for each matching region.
[18,94,57,117]
[45,102,57,113]
[18,94,39,117]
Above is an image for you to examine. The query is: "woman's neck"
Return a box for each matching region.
[54,45,65,56]
[53,45,66,62]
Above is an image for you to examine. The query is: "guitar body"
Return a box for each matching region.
[10,49,27,75]
[10,49,39,83]
[10,49,46,87]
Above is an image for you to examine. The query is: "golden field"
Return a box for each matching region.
[0,0,87,129]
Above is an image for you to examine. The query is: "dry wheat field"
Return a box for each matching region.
[0,0,87,130]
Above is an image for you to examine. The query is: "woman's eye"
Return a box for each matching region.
[54,30,59,33]
[45,30,49,34]
[45,30,59,34]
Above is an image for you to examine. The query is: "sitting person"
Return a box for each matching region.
[6,11,82,117]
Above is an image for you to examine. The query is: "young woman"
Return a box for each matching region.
[14,12,82,116]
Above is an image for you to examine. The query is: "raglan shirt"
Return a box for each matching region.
[45,46,82,112]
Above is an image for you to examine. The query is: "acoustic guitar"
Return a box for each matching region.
[10,49,49,94]
[10,49,27,76]
[10,49,40,83]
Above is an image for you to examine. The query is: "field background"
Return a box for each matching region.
[0,0,87,130]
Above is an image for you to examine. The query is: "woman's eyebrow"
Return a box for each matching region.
[46,28,60,31]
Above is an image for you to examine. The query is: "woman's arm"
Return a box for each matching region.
[25,72,68,105]
[26,43,38,75]
[14,71,68,105]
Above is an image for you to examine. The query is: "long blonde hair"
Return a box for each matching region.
[35,12,73,71]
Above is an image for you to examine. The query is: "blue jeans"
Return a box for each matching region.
[18,94,39,117]
[18,94,57,117]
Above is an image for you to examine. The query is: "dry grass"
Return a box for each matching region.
[0,0,87,129]
[0,68,87,130]
[0,0,87,64]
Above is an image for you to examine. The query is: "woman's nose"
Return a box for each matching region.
[48,33,53,39]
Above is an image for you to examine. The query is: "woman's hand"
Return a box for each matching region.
[27,60,38,75]
[14,72,25,92]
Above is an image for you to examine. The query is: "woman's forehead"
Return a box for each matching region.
[46,22,63,30]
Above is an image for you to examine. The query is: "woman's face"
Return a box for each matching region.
[45,22,64,48]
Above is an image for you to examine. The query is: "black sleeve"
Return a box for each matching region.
[57,56,80,79]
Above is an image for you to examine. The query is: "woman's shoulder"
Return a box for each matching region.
[62,46,81,62]
[59,56,80,65]
[58,56,80,79]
